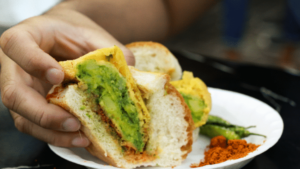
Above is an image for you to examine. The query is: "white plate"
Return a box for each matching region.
[49,88,283,169]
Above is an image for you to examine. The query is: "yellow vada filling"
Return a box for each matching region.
[171,71,211,128]
[181,93,207,126]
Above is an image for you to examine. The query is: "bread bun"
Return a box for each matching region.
[126,41,182,81]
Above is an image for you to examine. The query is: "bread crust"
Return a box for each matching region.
[47,85,123,167]
[126,41,170,54]
[83,126,120,167]
[126,41,182,81]
[165,83,194,159]
[47,85,121,167]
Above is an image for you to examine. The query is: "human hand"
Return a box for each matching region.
[0,9,135,147]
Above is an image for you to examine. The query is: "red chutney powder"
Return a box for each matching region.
[191,136,260,168]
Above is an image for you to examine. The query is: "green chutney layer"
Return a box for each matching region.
[181,93,207,124]
[76,59,144,152]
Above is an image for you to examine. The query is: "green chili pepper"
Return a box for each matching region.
[200,124,241,140]
[206,115,231,125]
[228,126,266,138]
[206,115,250,128]
[200,115,266,140]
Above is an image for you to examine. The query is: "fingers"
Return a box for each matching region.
[0,26,64,85]
[46,9,136,65]
[120,46,135,66]
[10,111,90,147]
[2,77,81,132]
[1,54,80,132]
[75,28,136,65]
[70,22,136,65]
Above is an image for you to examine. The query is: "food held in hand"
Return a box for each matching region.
[171,71,212,128]
[200,115,266,140]
[190,136,260,167]
[47,46,193,168]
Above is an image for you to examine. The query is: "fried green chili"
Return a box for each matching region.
[200,125,240,140]
[200,115,266,140]
[206,115,231,125]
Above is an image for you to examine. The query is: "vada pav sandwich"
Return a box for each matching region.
[46,46,193,168]
[127,42,212,141]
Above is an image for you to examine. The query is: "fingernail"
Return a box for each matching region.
[46,68,64,84]
[72,137,90,147]
[63,118,81,131]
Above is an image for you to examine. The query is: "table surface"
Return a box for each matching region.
[0,49,299,169]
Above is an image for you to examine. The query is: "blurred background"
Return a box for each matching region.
[0,0,299,71]
[164,0,300,72]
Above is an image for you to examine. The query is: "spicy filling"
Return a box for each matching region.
[181,93,207,125]
[76,59,145,152]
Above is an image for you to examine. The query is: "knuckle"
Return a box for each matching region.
[35,110,47,128]
[14,115,27,133]
[1,83,17,110]
[0,28,41,74]
[34,109,52,129]
[49,136,60,146]
[0,28,20,54]
[48,133,69,147]
[24,54,39,71]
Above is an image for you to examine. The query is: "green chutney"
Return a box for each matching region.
[181,93,207,124]
[76,59,144,152]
